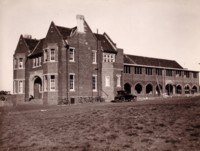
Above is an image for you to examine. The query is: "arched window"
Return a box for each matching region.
[135,83,142,94]
[146,84,153,94]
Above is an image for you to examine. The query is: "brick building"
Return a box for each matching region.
[13,15,199,104]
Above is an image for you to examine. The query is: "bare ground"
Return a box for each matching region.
[0,96,200,151]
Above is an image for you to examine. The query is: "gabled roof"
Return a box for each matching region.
[56,25,77,39]
[24,38,39,52]
[28,38,45,58]
[94,33,117,53]
[124,54,183,69]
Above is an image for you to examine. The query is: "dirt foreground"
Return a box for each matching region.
[0,96,200,151]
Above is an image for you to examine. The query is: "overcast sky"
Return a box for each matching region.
[0,0,200,92]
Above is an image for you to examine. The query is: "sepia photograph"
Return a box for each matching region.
[0,0,200,150]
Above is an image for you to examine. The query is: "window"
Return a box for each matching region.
[103,53,115,62]
[50,75,55,91]
[69,74,75,91]
[176,70,182,77]
[50,49,55,61]
[146,68,153,75]
[105,76,110,87]
[18,81,23,93]
[33,58,36,67]
[92,50,97,64]
[69,48,75,62]
[92,75,97,91]
[116,75,121,87]
[193,72,197,78]
[36,58,39,66]
[19,58,23,69]
[184,71,190,78]
[44,75,48,91]
[39,57,42,66]
[135,67,142,74]
[166,70,173,76]
[14,58,17,69]
[44,49,48,62]
[156,68,162,76]
[13,80,16,94]
[124,66,131,74]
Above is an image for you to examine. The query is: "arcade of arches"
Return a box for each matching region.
[124,82,199,96]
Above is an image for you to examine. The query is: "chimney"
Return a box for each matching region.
[76,15,85,33]
[23,34,32,39]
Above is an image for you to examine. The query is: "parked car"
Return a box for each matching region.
[112,90,137,102]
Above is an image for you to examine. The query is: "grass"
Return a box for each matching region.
[0,96,200,151]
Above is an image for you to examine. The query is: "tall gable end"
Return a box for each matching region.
[45,22,63,44]
[15,35,30,54]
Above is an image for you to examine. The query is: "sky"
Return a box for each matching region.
[0,0,200,92]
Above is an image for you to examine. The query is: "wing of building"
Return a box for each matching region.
[13,15,199,104]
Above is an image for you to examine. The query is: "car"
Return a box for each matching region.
[112,90,137,102]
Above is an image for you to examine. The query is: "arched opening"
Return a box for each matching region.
[165,84,173,95]
[184,85,190,94]
[176,85,182,94]
[124,83,131,94]
[146,84,153,94]
[135,83,142,94]
[156,84,162,95]
[191,85,198,94]
[34,76,42,99]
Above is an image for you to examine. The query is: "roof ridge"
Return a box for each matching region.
[125,54,177,62]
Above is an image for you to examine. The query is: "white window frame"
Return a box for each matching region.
[18,80,23,94]
[105,76,110,87]
[14,58,17,69]
[39,57,42,66]
[92,50,97,64]
[19,58,23,69]
[92,75,97,91]
[69,47,75,62]
[69,73,75,91]
[50,75,55,91]
[103,53,115,63]
[116,75,121,87]
[13,80,16,94]
[44,49,48,62]
[50,49,55,61]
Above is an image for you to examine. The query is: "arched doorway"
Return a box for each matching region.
[191,85,198,94]
[156,84,162,95]
[146,84,153,94]
[124,83,131,94]
[184,85,190,94]
[135,83,142,94]
[165,84,173,95]
[176,85,182,94]
[34,76,42,99]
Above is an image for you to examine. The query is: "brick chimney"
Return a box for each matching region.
[76,15,85,33]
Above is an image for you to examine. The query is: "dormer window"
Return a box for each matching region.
[103,53,115,62]
[69,48,75,62]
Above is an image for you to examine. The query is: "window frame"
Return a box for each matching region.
[92,50,97,64]
[69,47,75,62]
[69,73,75,91]
[50,75,56,91]
[92,75,97,91]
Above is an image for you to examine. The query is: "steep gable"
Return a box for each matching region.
[14,35,29,54]
[94,33,117,53]
[124,54,183,69]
